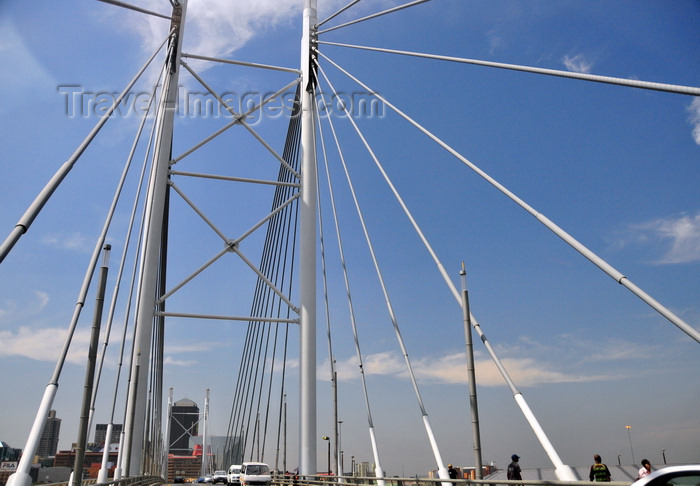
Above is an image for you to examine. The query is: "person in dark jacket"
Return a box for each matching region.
[447,464,458,486]
[589,454,611,481]
[507,454,522,482]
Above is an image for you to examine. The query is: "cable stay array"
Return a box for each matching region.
[312,50,700,344]
[315,96,385,485]
[222,87,303,469]
[315,60,453,481]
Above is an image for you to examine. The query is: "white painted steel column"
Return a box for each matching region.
[97,423,113,483]
[114,430,125,480]
[299,0,317,477]
[514,395,576,480]
[6,387,57,486]
[162,389,173,479]
[123,0,187,475]
[367,428,385,486]
[201,389,210,477]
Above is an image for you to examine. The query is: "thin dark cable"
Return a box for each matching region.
[316,0,363,28]
[261,108,302,460]
[316,41,700,96]
[95,0,172,20]
[259,98,302,460]
[317,0,431,35]
[226,85,302,462]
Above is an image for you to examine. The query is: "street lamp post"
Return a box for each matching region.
[626,426,636,465]
[337,420,342,477]
[351,456,355,477]
[322,436,330,475]
[617,455,621,466]
[662,449,666,465]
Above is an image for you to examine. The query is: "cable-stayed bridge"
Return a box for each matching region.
[1,2,698,486]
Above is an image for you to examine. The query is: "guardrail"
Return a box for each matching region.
[44,476,163,486]
[272,476,634,486]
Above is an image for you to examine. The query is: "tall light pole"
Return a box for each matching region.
[351,456,355,477]
[322,436,330,475]
[662,449,666,465]
[460,264,483,479]
[625,426,635,465]
[337,420,343,476]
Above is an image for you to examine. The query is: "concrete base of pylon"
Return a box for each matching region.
[6,471,33,486]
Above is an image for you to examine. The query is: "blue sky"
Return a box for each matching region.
[0,0,699,478]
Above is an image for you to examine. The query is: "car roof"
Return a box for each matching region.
[632,465,700,486]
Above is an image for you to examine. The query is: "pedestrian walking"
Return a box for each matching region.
[448,464,458,486]
[507,454,522,483]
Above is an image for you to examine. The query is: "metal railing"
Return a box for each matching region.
[272,476,634,486]
[44,476,163,486]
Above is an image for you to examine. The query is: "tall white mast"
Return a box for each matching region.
[123,0,187,475]
[299,0,318,477]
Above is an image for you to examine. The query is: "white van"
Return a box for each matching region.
[239,462,271,486]
[227,465,242,486]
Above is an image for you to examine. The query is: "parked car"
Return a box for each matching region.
[212,470,228,484]
[198,474,213,483]
[631,465,700,486]
[173,476,184,484]
[228,464,242,485]
[239,462,271,486]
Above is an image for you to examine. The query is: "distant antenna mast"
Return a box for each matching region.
[201,390,210,477]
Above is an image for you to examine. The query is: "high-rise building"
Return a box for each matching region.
[36,410,61,458]
[0,441,21,461]
[169,398,199,455]
[94,424,122,447]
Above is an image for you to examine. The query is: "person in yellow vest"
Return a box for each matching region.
[589,454,611,481]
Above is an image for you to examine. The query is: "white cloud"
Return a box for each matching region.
[609,212,700,264]
[134,0,303,63]
[164,356,198,366]
[0,291,50,324]
[0,18,55,113]
[562,53,592,74]
[166,341,225,353]
[0,325,91,365]
[329,350,596,387]
[487,29,503,55]
[126,0,367,69]
[633,212,700,264]
[688,97,700,145]
[40,232,92,253]
[34,291,50,312]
